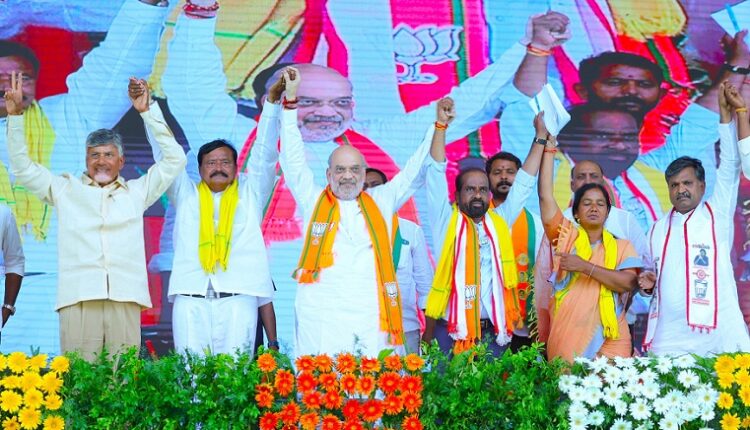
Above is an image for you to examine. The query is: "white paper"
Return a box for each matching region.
[528,83,571,136]
[712,2,750,41]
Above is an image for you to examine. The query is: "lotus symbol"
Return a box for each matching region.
[393,24,463,84]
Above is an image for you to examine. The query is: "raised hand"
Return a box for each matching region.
[533,111,549,139]
[128,77,151,113]
[725,82,746,109]
[283,67,301,100]
[723,30,750,69]
[3,71,24,116]
[436,97,455,125]
[527,11,571,51]
[267,72,286,104]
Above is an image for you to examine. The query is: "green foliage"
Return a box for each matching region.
[419,342,567,430]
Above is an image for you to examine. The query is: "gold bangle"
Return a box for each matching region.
[736,107,748,113]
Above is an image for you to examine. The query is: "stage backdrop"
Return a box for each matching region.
[1,0,749,355]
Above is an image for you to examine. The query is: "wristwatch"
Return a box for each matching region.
[2,304,15,316]
[723,63,750,75]
[267,340,280,348]
[533,137,548,145]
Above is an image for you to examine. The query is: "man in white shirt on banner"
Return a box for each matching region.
[0,204,23,342]
[4,76,186,360]
[364,167,434,354]
[279,67,447,357]
[639,82,750,356]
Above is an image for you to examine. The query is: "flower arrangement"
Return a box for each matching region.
[559,355,719,430]
[0,352,68,430]
[255,350,425,430]
[714,353,750,430]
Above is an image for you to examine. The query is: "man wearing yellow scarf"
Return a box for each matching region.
[423,113,546,356]
[279,67,448,357]
[159,71,283,355]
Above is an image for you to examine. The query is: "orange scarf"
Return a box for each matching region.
[293,187,404,345]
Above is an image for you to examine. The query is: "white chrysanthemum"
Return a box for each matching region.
[630,399,650,421]
[624,380,642,397]
[654,397,669,415]
[634,424,650,430]
[581,374,603,390]
[691,385,718,408]
[569,386,587,403]
[611,418,633,430]
[639,369,658,385]
[673,354,696,369]
[584,387,602,407]
[604,365,623,385]
[680,402,700,421]
[614,399,628,416]
[569,402,588,420]
[574,356,592,366]
[635,355,653,368]
[622,366,640,383]
[590,355,610,373]
[677,369,699,388]
[664,389,683,407]
[655,356,673,374]
[614,356,635,369]
[700,408,715,421]
[603,385,624,406]
[559,374,578,393]
[663,410,686,427]
[569,414,588,430]
[587,410,605,426]
[659,416,678,430]
[639,381,659,400]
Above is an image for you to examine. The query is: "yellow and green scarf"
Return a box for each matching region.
[198,179,239,273]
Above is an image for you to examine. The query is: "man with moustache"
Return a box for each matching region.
[4,76,186,360]
[363,167,434,354]
[638,82,750,356]
[422,114,545,355]
[279,67,450,356]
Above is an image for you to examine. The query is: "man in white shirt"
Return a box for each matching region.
[0,0,170,354]
[364,168,434,354]
[639,82,750,356]
[4,76,186,360]
[0,204,23,342]
[279,68,447,357]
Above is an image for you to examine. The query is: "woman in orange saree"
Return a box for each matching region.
[537,137,641,363]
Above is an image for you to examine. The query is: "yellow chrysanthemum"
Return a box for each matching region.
[0,355,8,371]
[737,369,750,387]
[44,394,62,411]
[40,373,62,394]
[740,386,750,407]
[0,390,23,413]
[22,388,43,410]
[722,412,741,430]
[19,372,42,391]
[719,392,735,409]
[2,416,20,430]
[17,407,40,430]
[2,376,21,389]
[718,356,739,374]
[49,356,69,375]
[7,352,27,374]
[42,415,64,430]
[720,372,737,389]
[741,416,750,429]
[737,354,750,370]
[26,354,47,371]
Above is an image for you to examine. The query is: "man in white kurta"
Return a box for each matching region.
[279,70,442,357]
[640,85,750,356]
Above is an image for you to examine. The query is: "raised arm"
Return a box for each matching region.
[512,12,570,97]
[695,31,750,113]
[278,68,323,209]
[709,82,742,221]
[538,131,561,238]
[5,72,60,204]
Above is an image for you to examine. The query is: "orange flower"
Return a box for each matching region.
[296,356,316,372]
[323,390,343,410]
[274,369,295,396]
[315,354,334,373]
[340,373,358,395]
[401,391,422,413]
[384,354,403,371]
[318,372,339,392]
[402,414,423,430]
[383,394,403,415]
[302,391,323,410]
[360,357,381,373]
[297,372,318,393]
[404,354,424,372]
[300,412,320,430]
[342,399,361,420]
[321,414,342,430]
[279,402,301,425]
[257,353,277,373]
[361,399,384,423]
[401,375,423,393]
[335,353,357,374]
[378,372,401,394]
[259,412,278,430]
[254,384,275,409]
[343,420,364,430]
[357,375,376,396]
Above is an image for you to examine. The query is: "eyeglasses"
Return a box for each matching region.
[204,160,234,168]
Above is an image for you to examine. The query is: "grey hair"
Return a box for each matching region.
[86,129,123,155]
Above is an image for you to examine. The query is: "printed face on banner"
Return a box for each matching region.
[0,56,37,117]
[295,65,354,143]
[580,64,662,117]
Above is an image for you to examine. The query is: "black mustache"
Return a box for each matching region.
[210,172,229,178]
[676,191,690,199]
[305,115,343,123]
[612,96,646,107]
[470,199,485,205]
[495,181,512,187]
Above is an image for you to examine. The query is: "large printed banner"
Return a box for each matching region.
[0,0,749,355]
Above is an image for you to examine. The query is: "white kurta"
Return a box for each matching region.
[649,122,750,356]
[279,108,434,357]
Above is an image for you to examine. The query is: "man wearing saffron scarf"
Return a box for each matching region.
[422,113,546,355]
[279,67,449,357]
[639,82,750,356]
